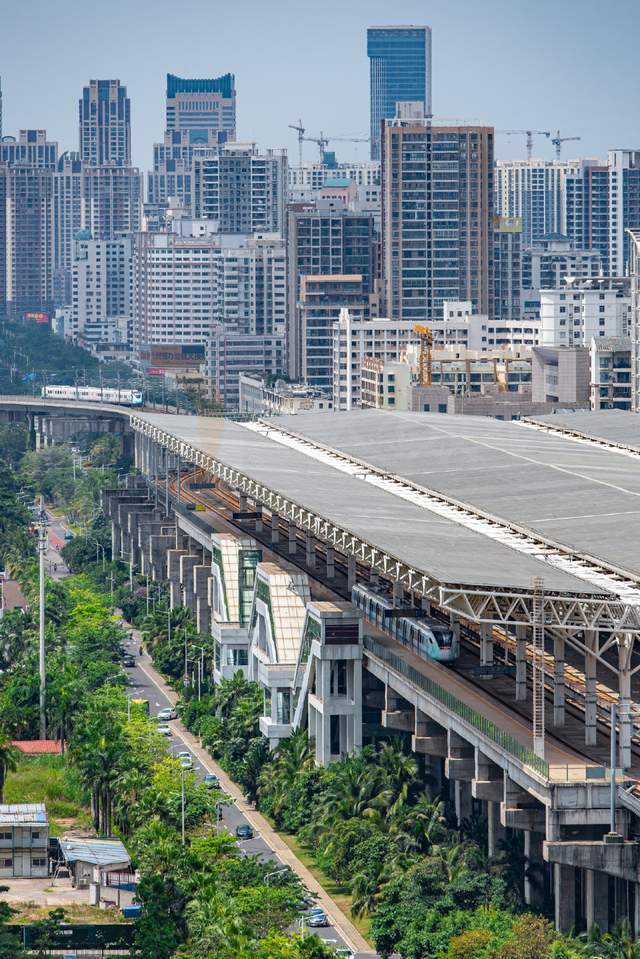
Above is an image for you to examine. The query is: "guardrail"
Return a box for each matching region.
[363,635,550,779]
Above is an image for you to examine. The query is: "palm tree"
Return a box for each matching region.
[0,731,18,803]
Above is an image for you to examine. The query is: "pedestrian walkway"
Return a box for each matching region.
[133,630,375,957]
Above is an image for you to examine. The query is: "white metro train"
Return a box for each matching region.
[351,582,460,663]
[41,385,144,407]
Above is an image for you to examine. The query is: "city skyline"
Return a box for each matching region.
[2,0,640,170]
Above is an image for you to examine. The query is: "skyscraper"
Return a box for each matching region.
[79,80,131,166]
[367,25,432,160]
[166,73,236,141]
[381,119,494,323]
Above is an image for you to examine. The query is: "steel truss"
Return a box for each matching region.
[130,417,640,640]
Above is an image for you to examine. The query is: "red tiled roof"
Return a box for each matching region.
[2,580,28,611]
[12,740,63,755]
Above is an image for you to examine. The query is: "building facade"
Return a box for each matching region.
[287,203,376,378]
[79,80,131,166]
[381,120,494,323]
[0,129,58,168]
[531,345,590,406]
[212,233,287,336]
[332,312,419,409]
[540,278,631,347]
[205,328,285,408]
[148,129,224,207]
[590,336,632,410]
[192,143,287,234]
[495,158,585,247]
[494,216,522,323]
[628,228,640,411]
[367,25,432,160]
[70,234,133,349]
[165,73,236,139]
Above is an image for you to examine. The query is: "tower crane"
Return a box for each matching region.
[551,129,581,160]
[289,123,370,164]
[413,324,433,387]
[288,119,305,167]
[496,129,551,160]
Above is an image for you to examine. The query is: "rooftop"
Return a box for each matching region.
[0,803,47,825]
[59,837,130,867]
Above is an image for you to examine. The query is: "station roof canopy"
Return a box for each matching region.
[132,412,611,598]
[528,410,640,454]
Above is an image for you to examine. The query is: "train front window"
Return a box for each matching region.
[435,630,453,648]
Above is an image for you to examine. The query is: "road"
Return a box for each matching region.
[46,525,369,958]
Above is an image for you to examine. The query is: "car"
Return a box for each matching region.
[63,531,74,541]
[179,756,193,769]
[156,724,172,736]
[334,950,354,959]
[306,910,330,928]
[203,773,219,789]
[235,824,254,840]
[157,707,178,721]
[122,654,136,668]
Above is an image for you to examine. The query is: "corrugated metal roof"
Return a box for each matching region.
[59,837,130,867]
[0,803,47,824]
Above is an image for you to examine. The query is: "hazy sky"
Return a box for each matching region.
[3,0,640,170]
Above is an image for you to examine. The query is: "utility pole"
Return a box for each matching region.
[36,497,48,739]
[180,763,186,845]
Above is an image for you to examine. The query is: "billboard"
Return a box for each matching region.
[23,311,50,324]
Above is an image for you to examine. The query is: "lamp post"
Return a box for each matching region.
[36,496,48,739]
[264,867,289,886]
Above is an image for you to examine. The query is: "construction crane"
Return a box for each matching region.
[288,119,305,167]
[413,324,433,387]
[496,129,551,160]
[551,129,581,160]
[290,124,370,164]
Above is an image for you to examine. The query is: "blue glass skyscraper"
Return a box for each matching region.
[367,25,432,160]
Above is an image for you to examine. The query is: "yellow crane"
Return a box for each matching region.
[413,324,433,386]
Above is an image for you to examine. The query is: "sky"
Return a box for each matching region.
[2,0,640,171]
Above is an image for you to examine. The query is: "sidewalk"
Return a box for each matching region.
[134,639,375,957]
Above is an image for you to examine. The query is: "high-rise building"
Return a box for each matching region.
[0,130,58,168]
[70,234,133,348]
[2,165,55,317]
[79,80,131,166]
[287,202,377,378]
[332,313,419,409]
[0,167,6,315]
[493,216,522,323]
[382,119,494,323]
[495,159,585,247]
[625,229,640,411]
[205,329,285,408]
[212,233,286,336]
[590,336,632,411]
[52,154,83,306]
[367,25,432,160]
[148,129,225,207]
[165,73,236,140]
[81,165,142,239]
[299,274,374,394]
[193,142,287,233]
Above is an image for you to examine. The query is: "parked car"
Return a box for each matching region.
[177,751,193,769]
[307,909,330,928]
[122,654,136,667]
[235,824,254,840]
[63,531,74,541]
[203,773,219,789]
[156,724,172,737]
[157,707,178,721]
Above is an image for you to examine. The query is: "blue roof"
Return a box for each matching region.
[167,73,235,98]
[323,178,352,188]
[60,838,130,867]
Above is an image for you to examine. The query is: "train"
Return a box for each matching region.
[41,385,144,407]
[351,582,460,663]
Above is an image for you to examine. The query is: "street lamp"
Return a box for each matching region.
[264,866,289,886]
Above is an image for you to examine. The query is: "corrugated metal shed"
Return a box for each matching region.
[59,837,130,867]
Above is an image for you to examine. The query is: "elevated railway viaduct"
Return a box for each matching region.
[2,396,640,934]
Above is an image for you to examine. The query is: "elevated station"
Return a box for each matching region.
[2,394,640,933]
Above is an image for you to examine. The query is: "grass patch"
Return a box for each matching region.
[9,903,126,924]
[278,832,373,945]
[4,755,92,836]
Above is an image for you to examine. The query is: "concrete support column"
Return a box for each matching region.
[516,624,527,701]
[634,883,640,938]
[480,623,493,665]
[421,595,431,615]
[270,513,280,545]
[305,532,315,569]
[288,523,297,555]
[393,580,403,606]
[369,568,379,588]
[553,633,566,727]
[554,864,576,935]
[487,800,506,857]
[326,547,335,580]
[347,556,356,592]
[584,869,609,932]
[619,636,634,770]
[112,522,122,561]
[423,754,443,793]
[193,565,211,636]
[238,493,248,512]
[454,780,473,826]
[585,630,597,746]
[524,831,544,909]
